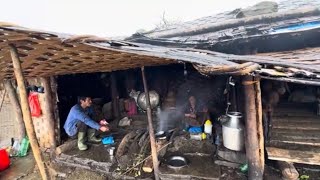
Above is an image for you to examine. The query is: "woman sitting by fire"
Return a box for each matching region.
[184,95,209,128]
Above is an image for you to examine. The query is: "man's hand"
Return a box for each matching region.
[99,119,109,125]
[99,125,109,132]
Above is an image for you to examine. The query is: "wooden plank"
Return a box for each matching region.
[272,116,320,123]
[266,147,320,165]
[273,122,320,130]
[271,129,320,138]
[270,137,320,146]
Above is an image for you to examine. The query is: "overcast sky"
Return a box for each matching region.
[1,0,280,37]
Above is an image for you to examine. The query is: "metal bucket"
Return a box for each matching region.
[222,112,244,151]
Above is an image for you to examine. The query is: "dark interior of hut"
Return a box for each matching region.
[53,62,320,178]
[261,80,320,165]
[56,63,229,141]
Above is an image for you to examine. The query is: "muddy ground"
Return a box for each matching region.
[2,155,320,180]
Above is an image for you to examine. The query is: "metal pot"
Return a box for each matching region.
[167,156,188,170]
[222,112,244,151]
[137,90,160,110]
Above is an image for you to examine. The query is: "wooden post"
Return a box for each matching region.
[40,77,56,153]
[9,44,48,180]
[141,67,160,180]
[50,77,61,145]
[110,72,120,119]
[242,75,264,180]
[3,80,26,141]
[254,77,265,169]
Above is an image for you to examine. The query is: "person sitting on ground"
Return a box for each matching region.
[64,96,109,151]
[184,95,209,128]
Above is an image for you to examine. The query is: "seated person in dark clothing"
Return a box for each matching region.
[184,95,209,127]
[64,96,109,151]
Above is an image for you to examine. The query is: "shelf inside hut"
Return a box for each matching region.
[266,102,320,165]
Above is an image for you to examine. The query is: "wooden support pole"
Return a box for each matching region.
[9,44,48,180]
[110,72,120,119]
[242,75,264,180]
[254,77,265,169]
[141,67,160,180]
[3,80,25,141]
[50,77,61,145]
[40,77,56,153]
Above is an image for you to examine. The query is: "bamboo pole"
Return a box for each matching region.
[40,77,56,153]
[242,75,264,180]
[9,44,48,180]
[3,80,25,141]
[141,66,160,180]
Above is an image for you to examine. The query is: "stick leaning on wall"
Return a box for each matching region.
[9,44,49,180]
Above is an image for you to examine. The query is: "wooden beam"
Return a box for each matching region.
[261,76,320,86]
[3,80,25,141]
[55,139,77,155]
[40,77,56,153]
[141,66,160,180]
[9,44,48,180]
[242,75,264,180]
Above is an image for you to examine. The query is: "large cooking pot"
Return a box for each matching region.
[222,112,244,151]
[137,90,160,111]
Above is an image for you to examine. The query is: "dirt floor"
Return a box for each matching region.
[3,154,320,180]
[3,115,320,180]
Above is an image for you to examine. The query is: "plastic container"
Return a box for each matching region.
[19,137,30,157]
[108,147,115,156]
[240,163,248,173]
[0,149,10,171]
[190,133,206,140]
[215,134,221,146]
[204,120,213,135]
[102,136,114,145]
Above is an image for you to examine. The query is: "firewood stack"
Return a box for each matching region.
[114,130,171,177]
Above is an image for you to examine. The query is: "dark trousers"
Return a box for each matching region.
[70,122,88,139]
[77,121,88,133]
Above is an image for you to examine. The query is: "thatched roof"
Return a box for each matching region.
[0,22,319,85]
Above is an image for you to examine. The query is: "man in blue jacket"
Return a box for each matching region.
[64,96,109,150]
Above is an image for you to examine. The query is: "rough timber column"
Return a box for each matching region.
[9,44,48,180]
[40,77,56,153]
[242,75,264,180]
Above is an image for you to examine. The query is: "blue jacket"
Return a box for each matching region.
[64,104,100,136]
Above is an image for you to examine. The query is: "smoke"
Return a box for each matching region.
[157,106,185,132]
